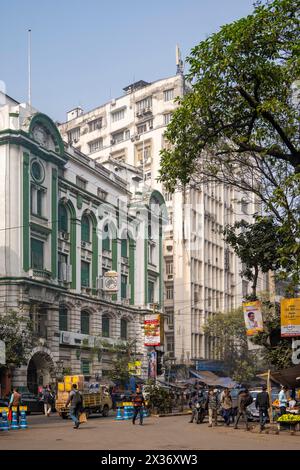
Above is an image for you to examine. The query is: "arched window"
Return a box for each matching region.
[59,306,68,331]
[102,224,111,251]
[81,215,90,243]
[81,310,90,335]
[58,204,68,233]
[120,318,128,340]
[102,315,110,338]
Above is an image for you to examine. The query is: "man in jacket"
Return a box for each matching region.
[131,386,145,425]
[220,388,233,426]
[234,389,252,430]
[255,385,270,432]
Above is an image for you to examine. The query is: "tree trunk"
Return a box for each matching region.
[251,266,259,300]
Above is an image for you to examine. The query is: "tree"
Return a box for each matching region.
[0,311,34,368]
[203,308,259,384]
[101,340,137,388]
[251,300,293,369]
[223,217,283,298]
[159,0,300,192]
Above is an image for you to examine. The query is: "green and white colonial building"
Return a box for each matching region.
[0,93,166,394]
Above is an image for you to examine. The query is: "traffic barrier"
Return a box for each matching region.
[1,410,9,431]
[11,409,19,430]
[19,407,28,429]
[143,407,149,418]
[123,406,130,420]
[115,407,123,421]
[128,406,134,419]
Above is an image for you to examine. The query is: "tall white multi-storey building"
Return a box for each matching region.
[59,70,270,365]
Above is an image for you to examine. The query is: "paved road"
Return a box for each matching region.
[1,413,300,450]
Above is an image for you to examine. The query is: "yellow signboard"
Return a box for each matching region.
[128,360,142,376]
[281,298,300,337]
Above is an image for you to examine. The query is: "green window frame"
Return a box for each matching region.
[120,318,127,340]
[102,316,110,338]
[31,238,44,269]
[102,224,111,251]
[81,311,90,335]
[81,261,90,287]
[81,215,90,242]
[58,204,68,232]
[36,189,43,216]
[59,306,68,331]
[121,238,128,258]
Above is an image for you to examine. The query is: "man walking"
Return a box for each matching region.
[234,388,252,431]
[42,385,53,417]
[256,385,270,432]
[206,388,219,427]
[131,386,145,425]
[65,383,82,429]
[9,387,21,424]
[220,388,232,426]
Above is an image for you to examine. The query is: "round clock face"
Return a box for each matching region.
[105,277,117,290]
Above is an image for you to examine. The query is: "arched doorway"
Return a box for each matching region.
[27,348,55,394]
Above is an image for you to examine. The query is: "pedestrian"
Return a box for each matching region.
[206,387,219,427]
[131,386,145,425]
[9,387,21,424]
[256,385,270,432]
[42,385,53,417]
[278,385,289,416]
[65,383,83,429]
[234,388,253,430]
[220,388,232,426]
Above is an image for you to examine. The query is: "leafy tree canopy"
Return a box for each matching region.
[0,311,34,368]
[159,0,300,192]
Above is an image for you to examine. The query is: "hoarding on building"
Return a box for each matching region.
[128,361,142,376]
[242,301,263,336]
[281,298,300,337]
[144,314,161,346]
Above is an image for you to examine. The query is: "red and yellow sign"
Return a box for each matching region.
[281,298,300,337]
[144,314,161,346]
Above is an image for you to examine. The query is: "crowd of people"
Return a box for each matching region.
[188,384,292,432]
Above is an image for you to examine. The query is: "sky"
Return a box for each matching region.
[0,0,256,122]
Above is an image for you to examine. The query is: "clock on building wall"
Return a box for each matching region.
[31,159,45,184]
[103,271,119,292]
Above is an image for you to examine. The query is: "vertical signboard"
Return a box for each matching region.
[148,350,157,379]
[144,314,161,346]
[242,300,263,336]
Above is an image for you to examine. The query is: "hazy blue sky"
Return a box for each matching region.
[1,0,255,122]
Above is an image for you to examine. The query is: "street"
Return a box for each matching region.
[1,413,300,450]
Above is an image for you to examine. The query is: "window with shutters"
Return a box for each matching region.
[102,224,111,251]
[58,204,68,233]
[120,319,128,340]
[59,306,68,331]
[81,311,90,335]
[31,238,44,269]
[148,281,154,304]
[81,261,90,287]
[81,359,90,375]
[81,215,90,242]
[121,275,127,299]
[121,239,128,258]
[102,316,110,338]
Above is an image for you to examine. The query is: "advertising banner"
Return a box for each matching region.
[281,298,300,337]
[144,314,161,346]
[128,361,142,376]
[242,301,263,336]
[148,351,157,379]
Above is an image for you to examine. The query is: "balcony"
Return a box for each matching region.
[29,269,52,281]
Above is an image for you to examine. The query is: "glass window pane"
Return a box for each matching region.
[121,275,127,299]
[120,319,127,340]
[58,204,68,232]
[121,239,128,258]
[59,307,68,331]
[102,224,111,251]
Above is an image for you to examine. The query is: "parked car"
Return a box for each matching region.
[247,388,281,421]
[21,392,44,414]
